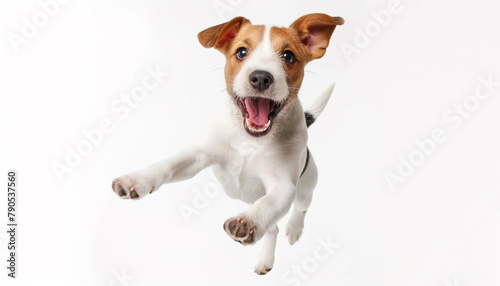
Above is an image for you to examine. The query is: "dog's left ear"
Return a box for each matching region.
[290,13,344,61]
[198,17,251,53]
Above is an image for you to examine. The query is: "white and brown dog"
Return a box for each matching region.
[112,13,344,274]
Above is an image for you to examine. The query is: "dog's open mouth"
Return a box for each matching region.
[237,97,284,136]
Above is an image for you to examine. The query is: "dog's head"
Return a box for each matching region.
[198,13,344,137]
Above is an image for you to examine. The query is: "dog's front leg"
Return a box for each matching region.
[223,173,297,244]
[111,149,216,200]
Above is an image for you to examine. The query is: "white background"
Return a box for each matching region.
[1,0,500,285]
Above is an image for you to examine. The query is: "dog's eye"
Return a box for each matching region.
[236,47,248,60]
[282,50,296,64]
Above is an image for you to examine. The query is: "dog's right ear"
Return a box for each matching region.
[198,17,250,53]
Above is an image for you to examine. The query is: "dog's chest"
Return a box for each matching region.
[212,143,271,204]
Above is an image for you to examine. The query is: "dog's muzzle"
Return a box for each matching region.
[237,97,284,136]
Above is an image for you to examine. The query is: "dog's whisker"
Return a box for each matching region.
[208,66,225,73]
[304,70,321,76]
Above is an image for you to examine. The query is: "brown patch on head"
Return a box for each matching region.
[223,24,265,97]
[270,26,307,100]
[268,14,344,100]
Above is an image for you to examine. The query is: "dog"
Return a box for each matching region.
[111,13,344,275]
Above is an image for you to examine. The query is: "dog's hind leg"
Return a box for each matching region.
[286,151,318,245]
[254,224,278,275]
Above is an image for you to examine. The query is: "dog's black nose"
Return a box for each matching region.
[249,70,274,91]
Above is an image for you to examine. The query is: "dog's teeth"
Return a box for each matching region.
[245,118,271,133]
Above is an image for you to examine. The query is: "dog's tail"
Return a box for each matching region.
[304,83,335,128]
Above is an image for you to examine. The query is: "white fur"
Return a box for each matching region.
[112,23,329,274]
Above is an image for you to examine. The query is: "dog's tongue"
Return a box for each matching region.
[245,97,270,126]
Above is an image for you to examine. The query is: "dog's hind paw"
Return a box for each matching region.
[286,214,305,245]
[254,263,273,275]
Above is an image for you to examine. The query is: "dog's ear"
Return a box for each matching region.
[290,13,344,61]
[198,17,251,53]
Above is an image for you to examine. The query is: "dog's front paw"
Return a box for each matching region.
[223,216,260,245]
[111,174,156,200]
